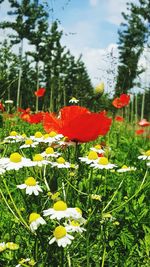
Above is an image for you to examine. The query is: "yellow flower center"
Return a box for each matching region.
[70,220,80,227]
[121,165,128,169]
[71,97,77,101]
[98,157,109,165]
[10,153,22,163]
[0,243,6,252]
[25,139,33,145]
[33,154,44,161]
[88,151,98,160]
[145,150,150,156]
[25,177,36,186]
[53,200,67,211]
[21,133,27,138]
[57,157,65,164]
[45,147,54,154]
[49,131,57,137]
[75,207,82,215]
[6,242,19,250]
[94,145,101,149]
[29,213,41,223]
[43,134,49,139]
[54,226,67,239]
[34,131,43,138]
[10,131,17,136]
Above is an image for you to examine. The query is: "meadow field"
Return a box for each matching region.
[0,100,149,267]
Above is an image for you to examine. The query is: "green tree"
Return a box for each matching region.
[0,0,49,108]
[116,0,150,95]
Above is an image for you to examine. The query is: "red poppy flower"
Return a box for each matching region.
[0,102,4,112]
[28,112,44,124]
[120,94,130,106]
[112,94,130,108]
[135,129,145,135]
[43,106,112,142]
[20,113,31,122]
[34,88,46,97]
[18,107,31,114]
[138,119,150,127]
[115,116,124,122]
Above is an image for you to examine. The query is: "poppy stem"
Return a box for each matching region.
[36,96,38,113]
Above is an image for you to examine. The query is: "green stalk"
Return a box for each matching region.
[43,165,50,191]
[16,39,23,109]
[0,188,19,221]
[67,250,71,267]
[101,246,106,267]
[140,91,145,120]
[102,178,124,213]
[135,93,138,122]
[35,96,39,113]
[108,169,148,214]
[86,221,90,267]
[2,177,30,230]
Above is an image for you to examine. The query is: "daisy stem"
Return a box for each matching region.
[89,169,93,193]
[102,178,124,213]
[0,188,19,221]
[67,250,71,267]
[36,96,38,113]
[86,222,90,267]
[101,246,106,267]
[62,180,66,201]
[2,177,30,230]
[108,169,148,214]
[104,170,108,197]
[34,236,38,262]
[43,165,50,191]
[60,247,64,267]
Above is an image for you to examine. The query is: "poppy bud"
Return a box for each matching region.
[94,82,104,95]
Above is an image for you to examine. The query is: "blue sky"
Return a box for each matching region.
[46,0,123,48]
[0,0,149,94]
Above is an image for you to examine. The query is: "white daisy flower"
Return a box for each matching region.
[65,220,86,233]
[138,150,150,160]
[5,99,14,104]
[91,157,117,170]
[117,165,136,172]
[43,201,82,220]
[90,144,104,154]
[1,152,34,171]
[41,132,63,144]
[69,97,79,104]
[4,131,23,143]
[30,131,44,142]
[50,157,71,169]
[0,167,6,174]
[32,154,49,167]
[17,177,43,196]
[56,140,76,148]
[20,139,38,149]
[29,213,46,232]
[41,147,60,158]
[49,225,74,247]
[79,151,99,165]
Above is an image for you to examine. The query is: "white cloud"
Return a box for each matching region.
[89,0,98,7]
[106,0,128,25]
